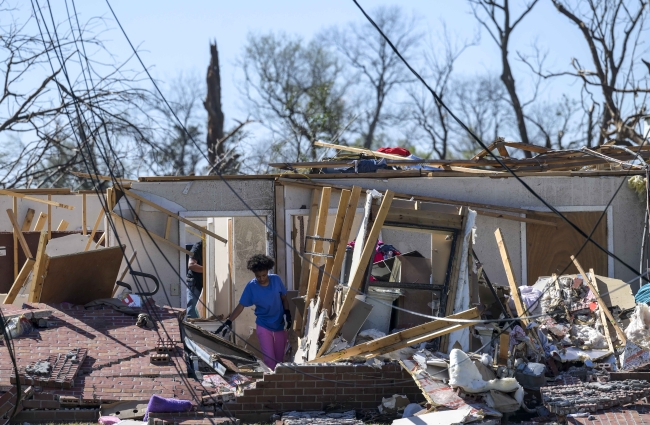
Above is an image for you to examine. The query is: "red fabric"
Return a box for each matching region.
[377,147,411,157]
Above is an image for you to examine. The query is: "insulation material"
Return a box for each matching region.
[448,349,521,395]
[447,209,477,352]
[625,304,650,350]
[570,324,608,349]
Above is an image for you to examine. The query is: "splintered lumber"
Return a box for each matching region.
[3,259,35,304]
[33,212,47,231]
[571,256,626,344]
[591,267,615,354]
[121,189,227,244]
[47,194,51,239]
[317,190,394,357]
[85,210,105,251]
[29,231,50,303]
[0,189,74,210]
[311,307,479,363]
[321,186,362,315]
[56,220,69,231]
[111,212,193,256]
[498,333,510,365]
[165,216,173,239]
[302,187,332,322]
[6,209,33,259]
[21,208,35,231]
[495,228,529,327]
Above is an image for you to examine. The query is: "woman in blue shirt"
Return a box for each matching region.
[215,254,291,370]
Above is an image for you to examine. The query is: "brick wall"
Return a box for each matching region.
[224,363,422,416]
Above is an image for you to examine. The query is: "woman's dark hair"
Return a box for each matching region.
[247,254,275,272]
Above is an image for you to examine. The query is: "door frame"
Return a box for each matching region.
[520,205,614,285]
[178,210,274,310]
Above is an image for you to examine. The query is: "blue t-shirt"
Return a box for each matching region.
[239,274,287,332]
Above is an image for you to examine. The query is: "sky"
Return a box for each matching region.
[62,0,588,133]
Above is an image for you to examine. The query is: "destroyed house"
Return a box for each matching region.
[2,142,650,424]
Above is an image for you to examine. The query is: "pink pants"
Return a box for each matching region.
[256,325,288,370]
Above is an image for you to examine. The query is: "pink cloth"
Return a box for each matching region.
[257,325,288,370]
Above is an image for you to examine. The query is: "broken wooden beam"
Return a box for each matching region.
[6,209,33,259]
[21,208,35,231]
[317,190,394,357]
[311,307,479,363]
[0,189,74,210]
[3,259,36,304]
[495,228,529,327]
[29,231,50,303]
[571,256,627,344]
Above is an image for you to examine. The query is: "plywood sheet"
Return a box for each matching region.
[39,245,123,304]
[595,274,635,310]
[526,211,607,285]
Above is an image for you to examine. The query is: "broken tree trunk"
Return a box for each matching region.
[205,42,225,171]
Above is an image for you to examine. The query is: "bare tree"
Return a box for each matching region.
[0,1,159,188]
[549,0,649,145]
[239,32,350,168]
[406,25,476,159]
[323,6,419,149]
[469,0,540,156]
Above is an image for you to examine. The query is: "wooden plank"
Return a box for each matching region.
[122,189,227,244]
[56,220,69,231]
[0,189,74,210]
[314,140,405,160]
[302,187,332,324]
[478,210,556,227]
[111,212,193,256]
[164,216,173,239]
[312,307,478,363]
[317,190,394,357]
[106,188,114,211]
[82,194,87,235]
[321,186,362,315]
[274,185,286,282]
[526,211,607,285]
[85,210,105,251]
[70,171,137,183]
[471,140,499,160]
[29,231,49,303]
[33,212,47,231]
[380,207,464,230]
[201,233,206,318]
[278,178,542,216]
[495,228,529,327]
[6,209,33,259]
[497,333,509,365]
[39,246,123,304]
[571,256,626,344]
[12,197,18,279]
[590,267,615,354]
[113,250,138,297]
[363,323,471,359]
[3,258,35,304]
[297,190,320,297]
[21,208,35,231]
[95,233,106,248]
[496,144,510,157]
[47,194,51,240]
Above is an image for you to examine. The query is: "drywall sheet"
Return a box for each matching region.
[39,245,123,304]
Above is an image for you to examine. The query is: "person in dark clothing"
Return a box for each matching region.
[186,240,203,318]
